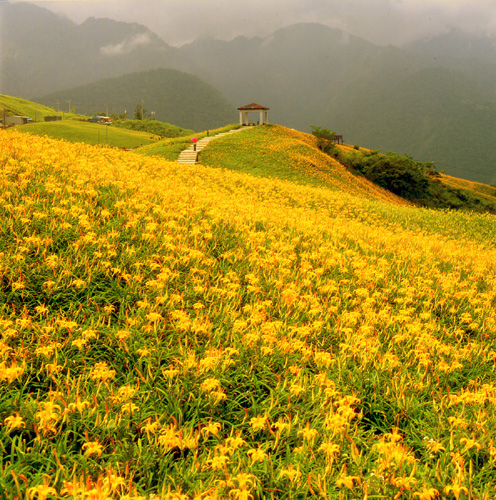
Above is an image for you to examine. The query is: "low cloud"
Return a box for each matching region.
[28,0,496,47]
[100,33,152,56]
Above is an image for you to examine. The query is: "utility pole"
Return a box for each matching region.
[68,100,71,113]
[106,103,109,117]
[141,99,144,120]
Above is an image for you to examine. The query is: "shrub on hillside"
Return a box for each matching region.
[335,148,495,211]
[310,125,337,154]
[309,129,496,211]
[327,148,431,201]
[112,119,193,138]
[358,152,431,200]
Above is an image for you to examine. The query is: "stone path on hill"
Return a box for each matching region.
[177,127,247,164]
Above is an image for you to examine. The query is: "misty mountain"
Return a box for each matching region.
[403,29,496,103]
[404,29,496,66]
[38,68,235,131]
[334,66,496,183]
[178,23,413,126]
[0,2,189,97]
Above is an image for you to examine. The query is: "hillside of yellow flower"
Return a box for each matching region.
[440,173,496,203]
[1,129,496,499]
[199,124,410,206]
[199,125,496,213]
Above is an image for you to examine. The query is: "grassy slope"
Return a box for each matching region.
[1,95,159,148]
[0,94,80,120]
[201,125,496,213]
[197,124,496,246]
[111,119,194,139]
[0,94,82,122]
[135,124,241,161]
[1,130,496,498]
[199,124,411,205]
[440,174,496,202]
[14,121,160,148]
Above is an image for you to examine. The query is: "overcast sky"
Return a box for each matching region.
[22,0,496,46]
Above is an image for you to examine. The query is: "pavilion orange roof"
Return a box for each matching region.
[237,103,270,110]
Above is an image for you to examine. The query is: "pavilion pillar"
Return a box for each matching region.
[237,104,270,125]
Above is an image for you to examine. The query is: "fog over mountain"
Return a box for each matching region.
[26,0,496,47]
[2,1,496,184]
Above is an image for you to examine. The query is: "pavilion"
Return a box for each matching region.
[237,103,269,126]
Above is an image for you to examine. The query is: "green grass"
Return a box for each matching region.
[198,125,332,187]
[111,119,194,138]
[197,125,414,208]
[14,121,160,148]
[0,94,81,121]
[135,124,241,161]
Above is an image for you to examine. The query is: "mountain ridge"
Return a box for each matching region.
[0,2,190,97]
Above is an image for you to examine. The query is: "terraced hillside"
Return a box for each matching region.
[0,129,496,499]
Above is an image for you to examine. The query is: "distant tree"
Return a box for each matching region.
[134,104,149,120]
[110,112,127,120]
[310,125,337,153]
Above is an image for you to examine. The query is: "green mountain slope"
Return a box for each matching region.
[37,68,235,131]
[333,67,496,185]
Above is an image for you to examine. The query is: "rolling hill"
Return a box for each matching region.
[14,120,160,148]
[0,94,67,122]
[136,122,496,213]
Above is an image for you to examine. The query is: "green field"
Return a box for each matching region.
[135,124,241,161]
[1,95,161,148]
[14,120,160,148]
[0,94,80,121]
